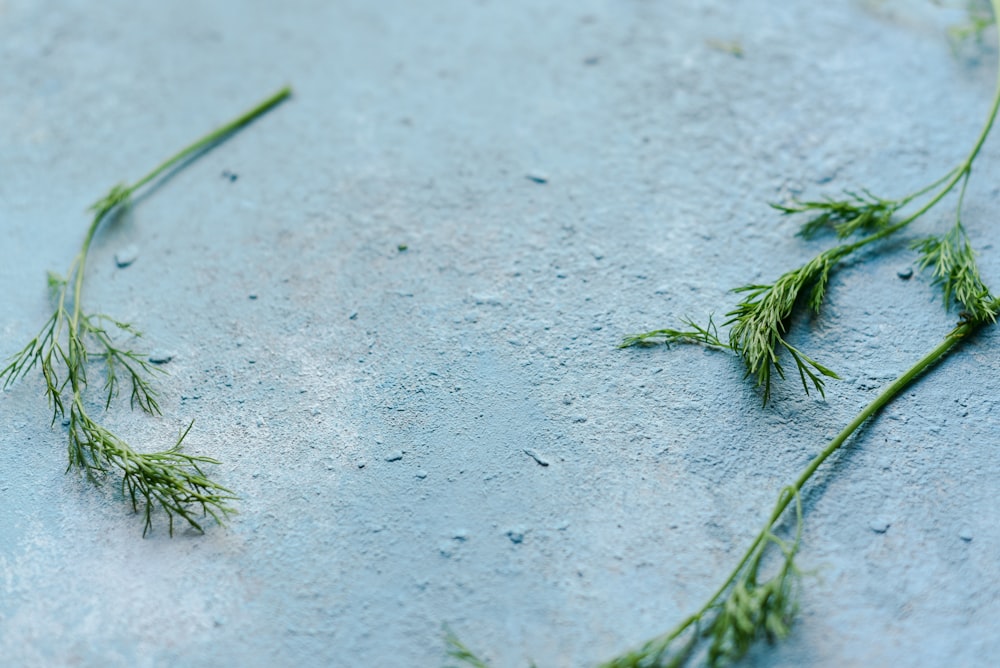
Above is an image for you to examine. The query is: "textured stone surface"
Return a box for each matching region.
[1,1,998,666]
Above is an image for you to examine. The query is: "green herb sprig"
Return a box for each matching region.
[604,3,1000,666]
[1,87,291,535]
[447,3,1000,666]
[623,25,1000,403]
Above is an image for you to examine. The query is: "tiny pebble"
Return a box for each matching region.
[573,415,588,423]
[114,245,139,268]
[525,171,548,184]
[248,294,258,300]
[654,284,672,295]
[473,294,503,306]
[221,170,238,182]
[869,518,891,534]
[356,460,367,469]
[148,351,174,365]
[349,312,358,320]
[385,450,404,462]
[452,530,468,542]
[897,267,913,280]
[505,528,526,544]
[523,448,550,467]
[416,470,428,479]
[959,528,974,542]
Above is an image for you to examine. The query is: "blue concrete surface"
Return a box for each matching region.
[1,1,999,666]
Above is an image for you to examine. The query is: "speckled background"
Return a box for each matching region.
[1,1,998,666]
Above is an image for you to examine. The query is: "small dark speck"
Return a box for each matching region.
[397,244,408,252]
[897,267,913,280]
[523,448,550,467]
[526,172,548,184]
[583,56,600,65]
[222,170,238,182]
[148,351,174,365]
[248,294,258,300]
[505,528,526,544]
[349,311,359,320]
[869,518,891,534]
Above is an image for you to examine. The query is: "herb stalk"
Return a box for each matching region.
[2,86,292,535]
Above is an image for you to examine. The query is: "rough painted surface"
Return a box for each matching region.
[1,1,999,666]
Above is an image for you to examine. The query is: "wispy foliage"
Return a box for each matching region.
[913,220,997,323]
[606,3,1000,666]
[604,489,803,668]
[724,246,847,404]
[445,628,493,668]
[619,315,726,349]
[1,87,291,534]
[772,189,900,240]
[946,0,995,54]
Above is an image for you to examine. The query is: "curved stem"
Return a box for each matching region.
[847,6,1000,253]
[622,317,981,664]
[130,86,291,192]
[65,86,293,381]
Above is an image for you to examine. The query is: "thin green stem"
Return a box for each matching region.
[77,86,291,294]
[955,169,972,218]
[67,86,292,388]
[847,4,1000,250]
[617,316,984,665]
[2,87,291,534]
[130,86,292,192]
[896,166,959,206]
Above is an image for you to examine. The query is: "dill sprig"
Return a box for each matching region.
[948,0,995,54]
[624,0,1000,404]
[604,488,803,668]
[445,628,493,668]
[449,4,1000,667]
[724,246,847,404]
[603,2,1000,665]
[618,315,726,349]
[772,188,900,240]
[606,302,998,666]
[1,87,291,535]
[913,217,997,323]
